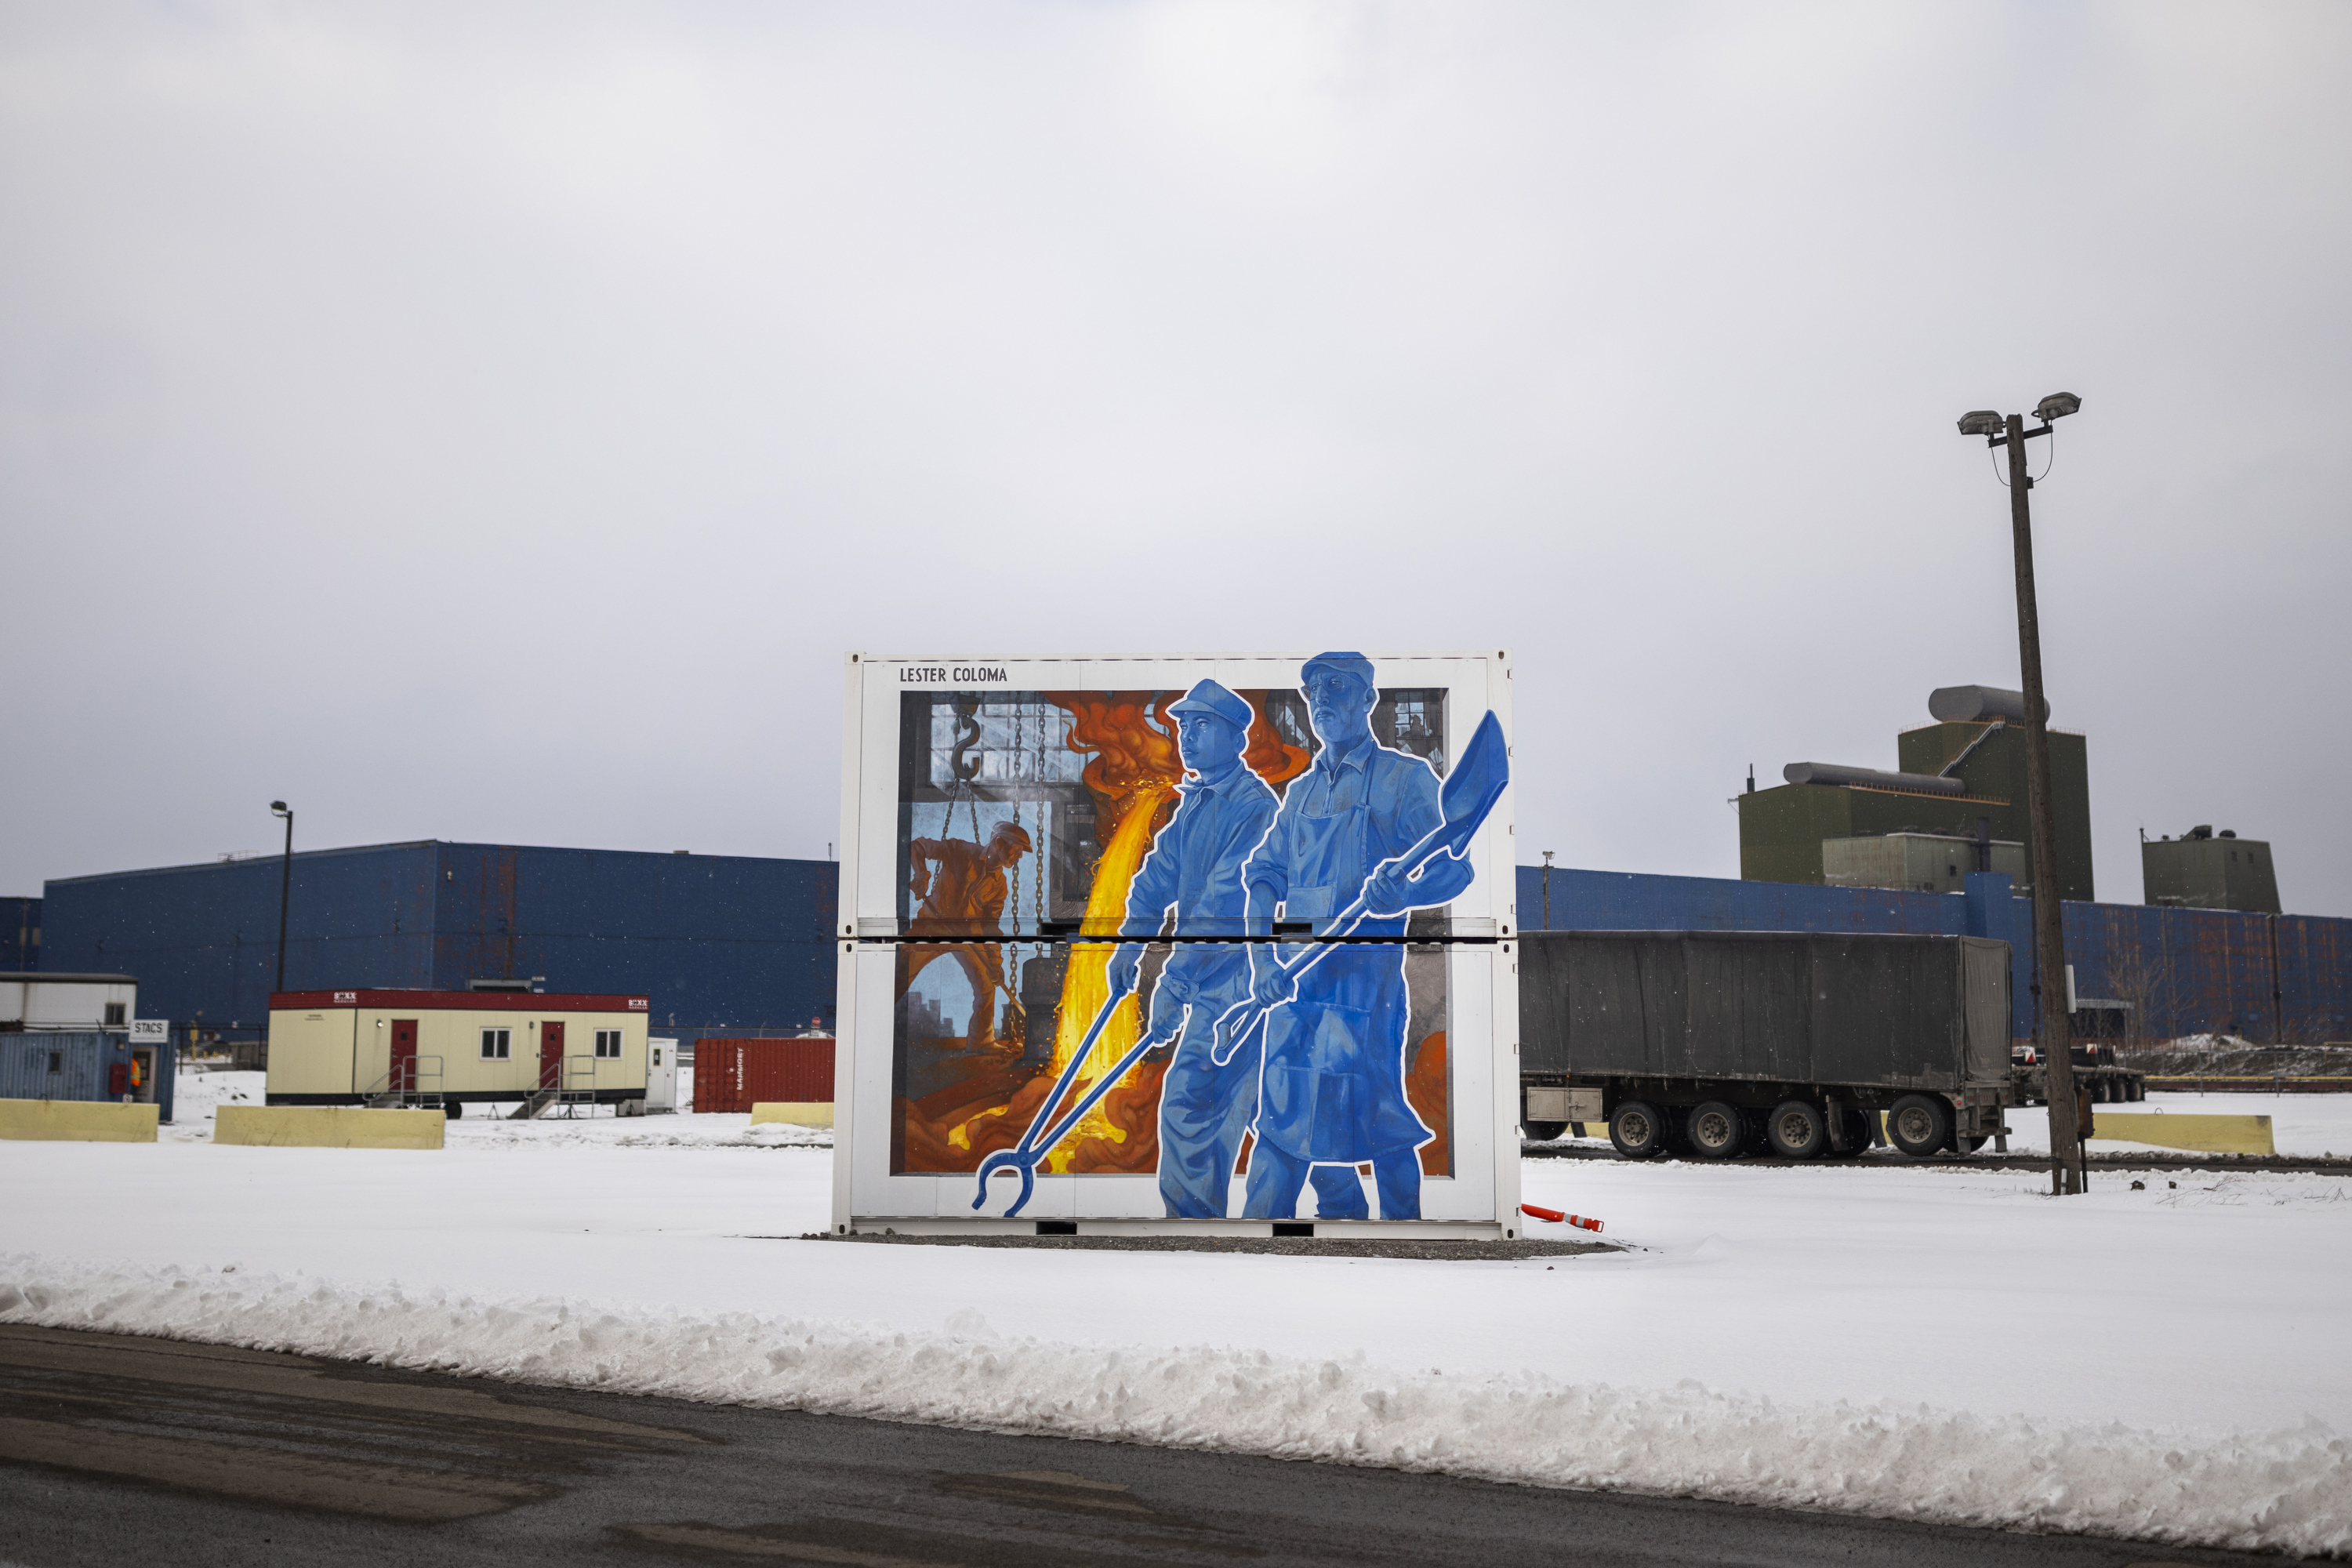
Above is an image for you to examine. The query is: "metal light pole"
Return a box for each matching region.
[270,800,293,994]
[1958,394,2084,1196]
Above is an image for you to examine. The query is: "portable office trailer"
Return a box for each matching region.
[1519,930,2016,1159]
[267,989,652,1112]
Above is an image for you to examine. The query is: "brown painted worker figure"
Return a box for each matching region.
[902,820,1033,1047]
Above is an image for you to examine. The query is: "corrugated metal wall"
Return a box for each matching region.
[42,843,840,1046]
[2,896,38,971]
[2278,917,2352,1041]
[691,1037,835,1113]
[0,1033,106,1101]
[1521,865,2352,1044]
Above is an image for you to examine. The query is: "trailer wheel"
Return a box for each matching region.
[1686,1102,1744,1159]
[1952,1134,1987,1155]
[1887,1094,1951,1158]
[1765,1100,1827,1160]
[1523,1120,1569,1142]
[1609,1101,1670,1160]
[442,1098,463,1120]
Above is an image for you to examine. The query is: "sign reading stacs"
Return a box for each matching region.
[833,652,1521,1236]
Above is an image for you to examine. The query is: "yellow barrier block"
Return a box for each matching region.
[749,1102,833,1128]
[0,1099,159,1142]
[215,1105,445,1149]
[2089,1112,2274,1156]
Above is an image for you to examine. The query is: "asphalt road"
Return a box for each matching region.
[0,1324,2277,1568]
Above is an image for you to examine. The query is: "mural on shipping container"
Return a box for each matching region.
[838,652,1517,1229]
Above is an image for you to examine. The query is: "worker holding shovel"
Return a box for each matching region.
[1238,652,1478,1221]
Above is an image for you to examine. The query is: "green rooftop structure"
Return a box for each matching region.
[2141,826,2280,913]
[1738,684,2094,901]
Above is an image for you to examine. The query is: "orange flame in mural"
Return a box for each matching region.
[897,692,1185,1176]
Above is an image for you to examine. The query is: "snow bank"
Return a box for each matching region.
[5,1252,2344,1557]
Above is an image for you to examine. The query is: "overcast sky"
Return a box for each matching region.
[4,2,2347,914]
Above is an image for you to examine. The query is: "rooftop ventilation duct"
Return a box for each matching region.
[1929,684,2048,724]
[1782,762,1965,796]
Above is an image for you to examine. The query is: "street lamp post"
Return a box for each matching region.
[1957,393,2085,1196]
[270,800,293,994]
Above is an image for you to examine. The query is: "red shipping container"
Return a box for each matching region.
[692,1037,836,1114]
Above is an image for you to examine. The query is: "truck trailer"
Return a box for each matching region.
[1519,930,2024,1160]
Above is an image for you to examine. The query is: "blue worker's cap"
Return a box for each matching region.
[1167,679,1253,731]
[1301,651,1376,691]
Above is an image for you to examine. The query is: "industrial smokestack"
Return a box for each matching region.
[1929,684,2049,724]
[1782,761,1966,797]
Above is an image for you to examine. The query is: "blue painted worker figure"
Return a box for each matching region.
[1240,652,1476,1221]
[1110,680,1279,1218]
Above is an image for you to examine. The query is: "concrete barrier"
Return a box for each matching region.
[215,1106,445,1149]
[2088,1111,2274,1156]
[749,1102,833,1129]
[0,1099,159,1142]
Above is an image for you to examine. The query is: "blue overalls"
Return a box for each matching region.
[1120,762,1278,1218]
[1241,734,1443,1220]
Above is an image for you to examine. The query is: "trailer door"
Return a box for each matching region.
[390,1019,419,1092]
[539,1020,565,1093]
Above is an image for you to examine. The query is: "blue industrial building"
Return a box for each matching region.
[34,844,2343,1054]
[2,896,36,971]
[40,842,839,1047]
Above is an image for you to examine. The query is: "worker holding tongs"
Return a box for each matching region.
[1106,679,1279,1218]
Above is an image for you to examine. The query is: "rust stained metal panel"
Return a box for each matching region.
[2276,917,2351,1042]
[692,1036,835,1113]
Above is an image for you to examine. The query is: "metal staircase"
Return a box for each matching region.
[508,1055,603,1119]
[361,1055,443,1111]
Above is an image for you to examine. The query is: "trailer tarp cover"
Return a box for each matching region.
[1520,931,2012,1091]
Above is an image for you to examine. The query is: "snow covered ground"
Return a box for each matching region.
[7,1070,2350,1555]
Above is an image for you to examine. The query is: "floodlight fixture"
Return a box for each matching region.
[1957,410,2004,437]
[2034,391,2082,423]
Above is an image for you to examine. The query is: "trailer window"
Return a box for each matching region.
[104,1002,126,1025]
[594,1029,622,1059]
[481,1028,511,1060]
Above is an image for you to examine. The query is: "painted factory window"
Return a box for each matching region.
[594,1029,622,1058]
[480,1027,511,1060]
